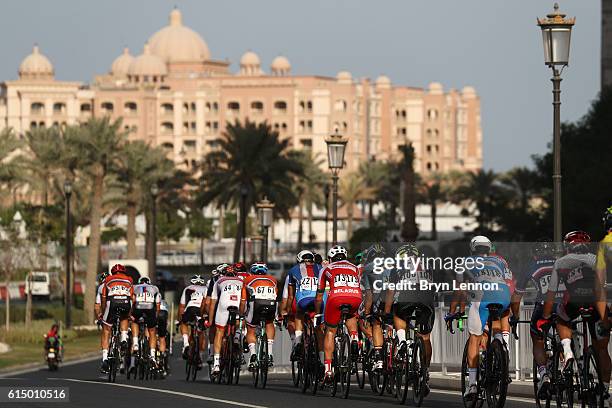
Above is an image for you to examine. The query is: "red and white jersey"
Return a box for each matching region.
[318,260,362,299]
[211,276,243,303]
[102,273,133,300]
[237,272,250,281]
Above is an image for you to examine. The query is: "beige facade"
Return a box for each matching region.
[0,8,482,174]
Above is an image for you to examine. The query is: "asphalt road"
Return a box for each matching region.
[0,356,536,408]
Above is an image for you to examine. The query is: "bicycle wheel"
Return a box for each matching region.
[355,339,366,390]
[534,358,552,408]
[552,347,573,408]
[484,339,508,408]
[368,348,382,394]
[225,336,234,385]
[584,346,603,408]
[191,336,199,382]
[395,341,409,404]
[378,340,390,396]
[301,334,313,394]
[260,331,269,389]
[252,335,260,388]
[339,332,352,399]
[461,341,482,408]
[411,336,427,407]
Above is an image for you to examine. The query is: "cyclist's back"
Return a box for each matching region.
[287,261,321,310]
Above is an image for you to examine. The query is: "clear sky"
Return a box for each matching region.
[0,1,600,171]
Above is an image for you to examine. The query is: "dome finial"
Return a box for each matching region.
[170,8,182,26]
[33,43,40,54]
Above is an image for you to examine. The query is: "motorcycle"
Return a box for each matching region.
[45,336,61,371]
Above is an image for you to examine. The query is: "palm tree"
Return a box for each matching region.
[339,172,375,241]
[66,117,128,319]
[293,151,326,247]
[358,160,387,226]
[199,120,303,261]
[0,129,24,207]
[416,172,449,240]
[114,141,173,258]
[399,144,418,241]
[454,169,503,233]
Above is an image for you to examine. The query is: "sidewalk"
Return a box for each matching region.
[429,371,534,398]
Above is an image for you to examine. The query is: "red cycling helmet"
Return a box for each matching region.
[563,231,591,253]
[233,262,247,273]
[111,264,126,275]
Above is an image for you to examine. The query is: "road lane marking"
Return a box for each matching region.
[429,388,536,404]
[50,378,270,408]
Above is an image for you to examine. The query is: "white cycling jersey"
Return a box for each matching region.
[179,284,207,309]
[211,276,243,328]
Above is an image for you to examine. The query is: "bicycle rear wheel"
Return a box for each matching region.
[553,348,573,408]
[461,341,482,408]
[339,332,352,399]
[411,336,427,407]
[584,346,603,408]
[224,336,234,385]
[395,342,409,404]
[485,339,508,408]
[533,358,552,408]
[260,331,269,388]
[191,336,199,382]
[355,336,366,390]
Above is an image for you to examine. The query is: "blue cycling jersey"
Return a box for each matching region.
[287,263,321,304]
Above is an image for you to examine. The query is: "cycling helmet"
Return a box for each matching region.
[296,250,315,263]
[138,276,151,284]
[470,235,492,254]
[250,262,268,275]
[395,244,420,259]
[533,239,554,259]
[223,265,237,277]
[364,243,386,263]
[563,230,591,254]
[604,206,612,232]
[313,253,323,265]
[354,252,364,265]
[190,274,206,285]
[233,262,247,273]
[327,245,348,262]
[111,264,126,275]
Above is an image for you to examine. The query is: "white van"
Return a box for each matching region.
[25,271,51,299]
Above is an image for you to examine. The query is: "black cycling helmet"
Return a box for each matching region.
[138,276,150,284]
[604,206,612,232]
[364,243,386,263]
[313,253,323,265]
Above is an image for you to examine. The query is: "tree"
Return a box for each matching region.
[453,169,504,234]
[293,151,326,247]
[187,209,214,265]
[416,172,448,240]
[339,172,375,241]
[358,160,387,226]
[66,117,128,320]
[199,120,303,261]
[0,129,24,207]
[376,161,402,228]
[399,144,418,241]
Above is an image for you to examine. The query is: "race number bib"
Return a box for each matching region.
[539,275,551,294]
[136,291,155,303]
[254,286,276,300]
[299,277,318,292]
[108,285,130,297]
[334,274,359,288]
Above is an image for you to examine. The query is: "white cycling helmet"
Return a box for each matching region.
[470,235,492,253]
[296,250,315,263]
[190,274,205,285]
[327,245,348,260]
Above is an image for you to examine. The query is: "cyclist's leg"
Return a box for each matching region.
[101,301,113,363]
[157,311,168,354]
[589,306,611,399]
[213,305,230,371]
[146,312,158,361]
[556,302,576,366]
[131,310,141,352]
[415,304,435,366]
[180,307,193,353]
[466,300,487,392]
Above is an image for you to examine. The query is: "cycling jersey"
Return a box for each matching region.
[159,299,169,312]
[133,283,161,310]
[549,252,599,304]
[242,274,278,326]
[95,284,103,305]
[211,276,243,328]
[515,258,563,302]
[237,272,250,281]
[287,263,321,309]
[389,259,435,306]
[102,273,133,300]
[318,260,362,326]
[360,262,392,302]
[180,284,207,309]
[206,276,219,298]
[597,232,612,281]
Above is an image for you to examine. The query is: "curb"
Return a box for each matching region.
[428,374,534,398]
[0,352,100,378]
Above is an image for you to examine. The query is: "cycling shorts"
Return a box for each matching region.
[246,299,277,327]
[467,284,510,336]
[297,297,315,313]
[530,303,558,337]
[557,302,610,339]
[324,295,361,327]
[181,306,201,325]
[132,308,157,329]
[393,302,435,334]
[215,298,241,329]
[102,299,131,326]
[157,310,168,337]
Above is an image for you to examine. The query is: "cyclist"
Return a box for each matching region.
[233,262,250,280]
[361,243,389,371]
[178,274,208,366]
[597,207,612,309]
[539,231,611,405]
[315,245,362,381]
[157,298,170,375]
[279,269,297,348]
[510,240,560,397]
[286,250,322,359]
[449,236,512,399]
[99,264,134,373]
[241,262,278,370]
[383,243,436,396]
[208,263,244,376]
[129,276,161,373]
[203,264,225,364]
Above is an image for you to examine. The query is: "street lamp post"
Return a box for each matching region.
[324,184,330,255]
[257,198,274,263]
[325,130,348,245]
[240,185,248,263]
[63,180,72,329]
[150,184,159,284]
[251,236,263,262]
[538,3,575,242]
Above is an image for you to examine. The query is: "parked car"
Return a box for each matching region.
[25,271,51,300]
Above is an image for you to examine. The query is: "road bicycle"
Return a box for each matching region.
[330,304,354,399]
[215,306,243,385]
[185,317,202,382]
[106,314,126,383]
[251,306,276,389]
[459,303,510,408]
[354,325,371,390]
[300,312,321,395]
[369,314,396,396]
[128,317,156,380]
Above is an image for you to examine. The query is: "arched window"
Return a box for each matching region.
[124,102,137,114]
[31,102,44,115]
[251,101,264,114]
[80,103,91,112]
[273,101,287,114]
[227,101,240,112]
[334,99,347,112]
[101,102,114,113]
[212,102,219,112]
[161,103,173,115]
[161,142,174,151]
[427,108,438,121]
[53,102,66,114]
[161,122,174,134]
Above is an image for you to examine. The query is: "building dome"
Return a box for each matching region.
[239,50,262,75]
[128,44,167,78]
[336,70,352,84]
[461,86,477,99]
[19,45,54,80]
[271,55,290,76]
[375,75,391,89]
[148,8,211,63]
[111,47,134,77]
[428,82,444,95]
